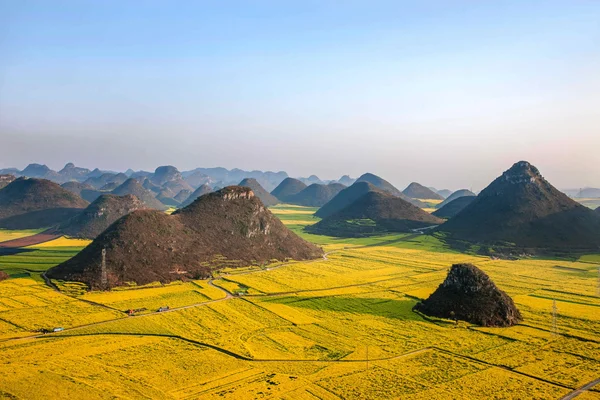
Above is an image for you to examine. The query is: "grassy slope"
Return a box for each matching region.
[0,206,599,399]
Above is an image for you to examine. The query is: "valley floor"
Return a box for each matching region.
[0,205,599,399]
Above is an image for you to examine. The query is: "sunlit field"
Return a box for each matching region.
[0,208,599,399]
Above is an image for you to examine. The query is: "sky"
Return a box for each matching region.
[1,1,599,191]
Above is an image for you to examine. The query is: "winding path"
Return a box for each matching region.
[559,378,600,400]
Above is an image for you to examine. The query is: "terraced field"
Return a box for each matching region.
[0,208,599,399]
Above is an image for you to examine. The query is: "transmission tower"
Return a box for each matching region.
[100,247,107,289]
[552,299,559,336]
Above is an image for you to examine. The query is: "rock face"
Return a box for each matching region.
[433,196,475,219]
[0,178,89,229]
[48,186,323,289]
[288,183,346,207]
[402,182,444,200]
[58,194,145,239]
[271,178,307,202]
[111,179,167,210]
[0,175,16,190]
[180,184,213,207]
[436,189,476,209]
[307,191,443,237]
[414,263,522,327]
[436,161,600,251]
[239,178,279,206]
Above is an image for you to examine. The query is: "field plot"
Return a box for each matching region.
[0,206,599,399]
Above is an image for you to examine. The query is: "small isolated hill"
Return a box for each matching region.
[239,178,279,206]
[59,163,91,181]
[338,175,355,186]
[111,179,167,210]
[433,196,475,219]
[315,182,382,218]
[180,184,213,207]
[20,163,60,181]
[403,182,444,200]
[356,173,403,196]
[436,189,476,209]
[151,165,182,186]
[99,182,120,191]
[58,194,145,239]
[288,183,346,207]
[356,173,427,207]
[414,263,522,327]
[48,186,323,289]
[271,178,307,202]
[307,191,443,237]
[0,178,88,229]
[437,189,452,199]
[0,175,16,190]
[437,161,600,251]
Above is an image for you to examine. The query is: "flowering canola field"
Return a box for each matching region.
[0,207,599,399]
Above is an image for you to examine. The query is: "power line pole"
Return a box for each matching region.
[100,247,107,289]
[552,299,558,336]
[366,345,369,371]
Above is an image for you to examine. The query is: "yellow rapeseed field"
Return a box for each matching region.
[0,206,599,399]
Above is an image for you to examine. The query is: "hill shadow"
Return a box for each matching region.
[0,248,35,256]
[261,295,424,321]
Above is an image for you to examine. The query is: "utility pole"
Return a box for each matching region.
[101,247,107,289]
[552,299,558,336]
[366,345,369,371]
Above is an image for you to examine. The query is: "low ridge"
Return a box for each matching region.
[48,186,323,289]
[356,173,427,207]
[414,263,522,327]
[307,191,443,237]
[271,178,307,202]
[58,194,145,239]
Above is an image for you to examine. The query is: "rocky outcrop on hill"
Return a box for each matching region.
[414,263,522,327]
[48,186,323,289]
[239,178,279,206]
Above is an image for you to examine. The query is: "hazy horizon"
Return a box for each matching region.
[1,1,599,191]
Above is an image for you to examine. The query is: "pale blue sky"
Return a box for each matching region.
[1,1,599,190]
